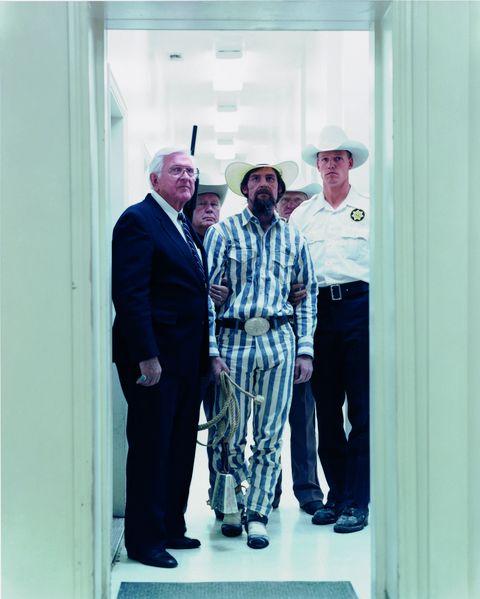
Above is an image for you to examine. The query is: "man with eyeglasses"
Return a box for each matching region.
[205,161,317,549]
[112,147,209,568]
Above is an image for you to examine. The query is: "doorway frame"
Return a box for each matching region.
[93,2,394,598]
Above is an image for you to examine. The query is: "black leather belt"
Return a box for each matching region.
[217,315,289,335]
[318,281,369,301]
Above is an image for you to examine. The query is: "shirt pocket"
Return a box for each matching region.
[305,234,326,263]
[339,226,369,261]
[227,245,257,283]
[272,248,295,269]
[272,248,296,290]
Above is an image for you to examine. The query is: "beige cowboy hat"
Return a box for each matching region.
[225,160,299,197]
[302,126,369,169]
[283,182,322,199]
[197,173,228,205]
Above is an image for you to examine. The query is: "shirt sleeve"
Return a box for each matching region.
[291,232,318,358]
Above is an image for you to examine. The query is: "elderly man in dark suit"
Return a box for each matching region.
[112,147,209,568]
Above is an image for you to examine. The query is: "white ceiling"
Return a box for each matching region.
[107,30,338,159]
[103,1,388,31]
[105,2,375,212]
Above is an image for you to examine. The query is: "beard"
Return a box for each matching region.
[251,188,276,217]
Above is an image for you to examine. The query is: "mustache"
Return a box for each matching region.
[254,187,275,200]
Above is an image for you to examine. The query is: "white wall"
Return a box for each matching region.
[373,1,480,597]
[302,31,370,195]
[371,5,396,598]
[1,3,108,598]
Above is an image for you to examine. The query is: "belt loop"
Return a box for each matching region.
[330,284,342,301]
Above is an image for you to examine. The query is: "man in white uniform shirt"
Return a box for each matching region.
[290,126,370,533]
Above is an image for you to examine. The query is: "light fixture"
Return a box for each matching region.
[214,104,239,133]
[215,139,236,161]
[213,44,244,91]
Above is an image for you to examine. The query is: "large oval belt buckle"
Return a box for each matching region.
[244,317,270,336]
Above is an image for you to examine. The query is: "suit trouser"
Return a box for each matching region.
[213,324,296,518]
[116,362,202,552]
[274,381,324,506]
[310,291,370,508]
[200,374,217,500]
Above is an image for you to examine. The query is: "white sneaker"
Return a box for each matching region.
[246,520,269,549]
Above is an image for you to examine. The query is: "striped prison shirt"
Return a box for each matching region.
[204,207,318,358]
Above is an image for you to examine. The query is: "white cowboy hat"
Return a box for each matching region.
[197,173,228,205]
[225,160,299,197]
[302,126,369,169]
[283,182,322,199]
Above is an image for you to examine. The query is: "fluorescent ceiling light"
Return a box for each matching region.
[215,48,243,59]
[213,57,244,92]
[214,108,239,133]
[215,140,236,161]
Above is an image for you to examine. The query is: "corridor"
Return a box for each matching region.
[111,426,371,599]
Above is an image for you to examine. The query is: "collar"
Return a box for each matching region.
[240,206,281,228]
[308,186,368,214]
[150,189,182,220]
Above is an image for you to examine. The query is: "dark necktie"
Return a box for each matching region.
[178,213,206,281]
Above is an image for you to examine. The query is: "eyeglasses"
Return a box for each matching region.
[167,166,199,179]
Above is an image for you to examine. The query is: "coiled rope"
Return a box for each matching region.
[197,371,263,447]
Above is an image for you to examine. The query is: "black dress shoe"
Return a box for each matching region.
[300,500,324,515]
[165,536,201,549]
[311,501,341,525]
[127,548,178,568]
[221,511,243,537]
[334,507,369,533]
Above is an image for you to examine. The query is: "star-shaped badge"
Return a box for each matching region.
[350,208,365,222]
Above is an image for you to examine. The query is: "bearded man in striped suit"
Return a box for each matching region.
[204,161,318,550]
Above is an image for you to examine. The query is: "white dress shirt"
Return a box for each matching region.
[150,189,187,240]
[150,189,203,261]
[289,186,370,286]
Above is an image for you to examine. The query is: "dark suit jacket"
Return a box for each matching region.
[112,193,209,376]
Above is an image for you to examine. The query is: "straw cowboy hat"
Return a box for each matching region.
[283,182,322,199]
[225,160,299,197]
[197,173,228,205]
[302,126,369,169]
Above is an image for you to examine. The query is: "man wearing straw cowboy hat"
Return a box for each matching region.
[276,182,321,222]
[290,125,370,533]
[272,181,326,516]
[184,173,228,241]
[184,173,230,308]
[204,160,318,549]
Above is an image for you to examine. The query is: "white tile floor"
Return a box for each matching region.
[111,427,371,599]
